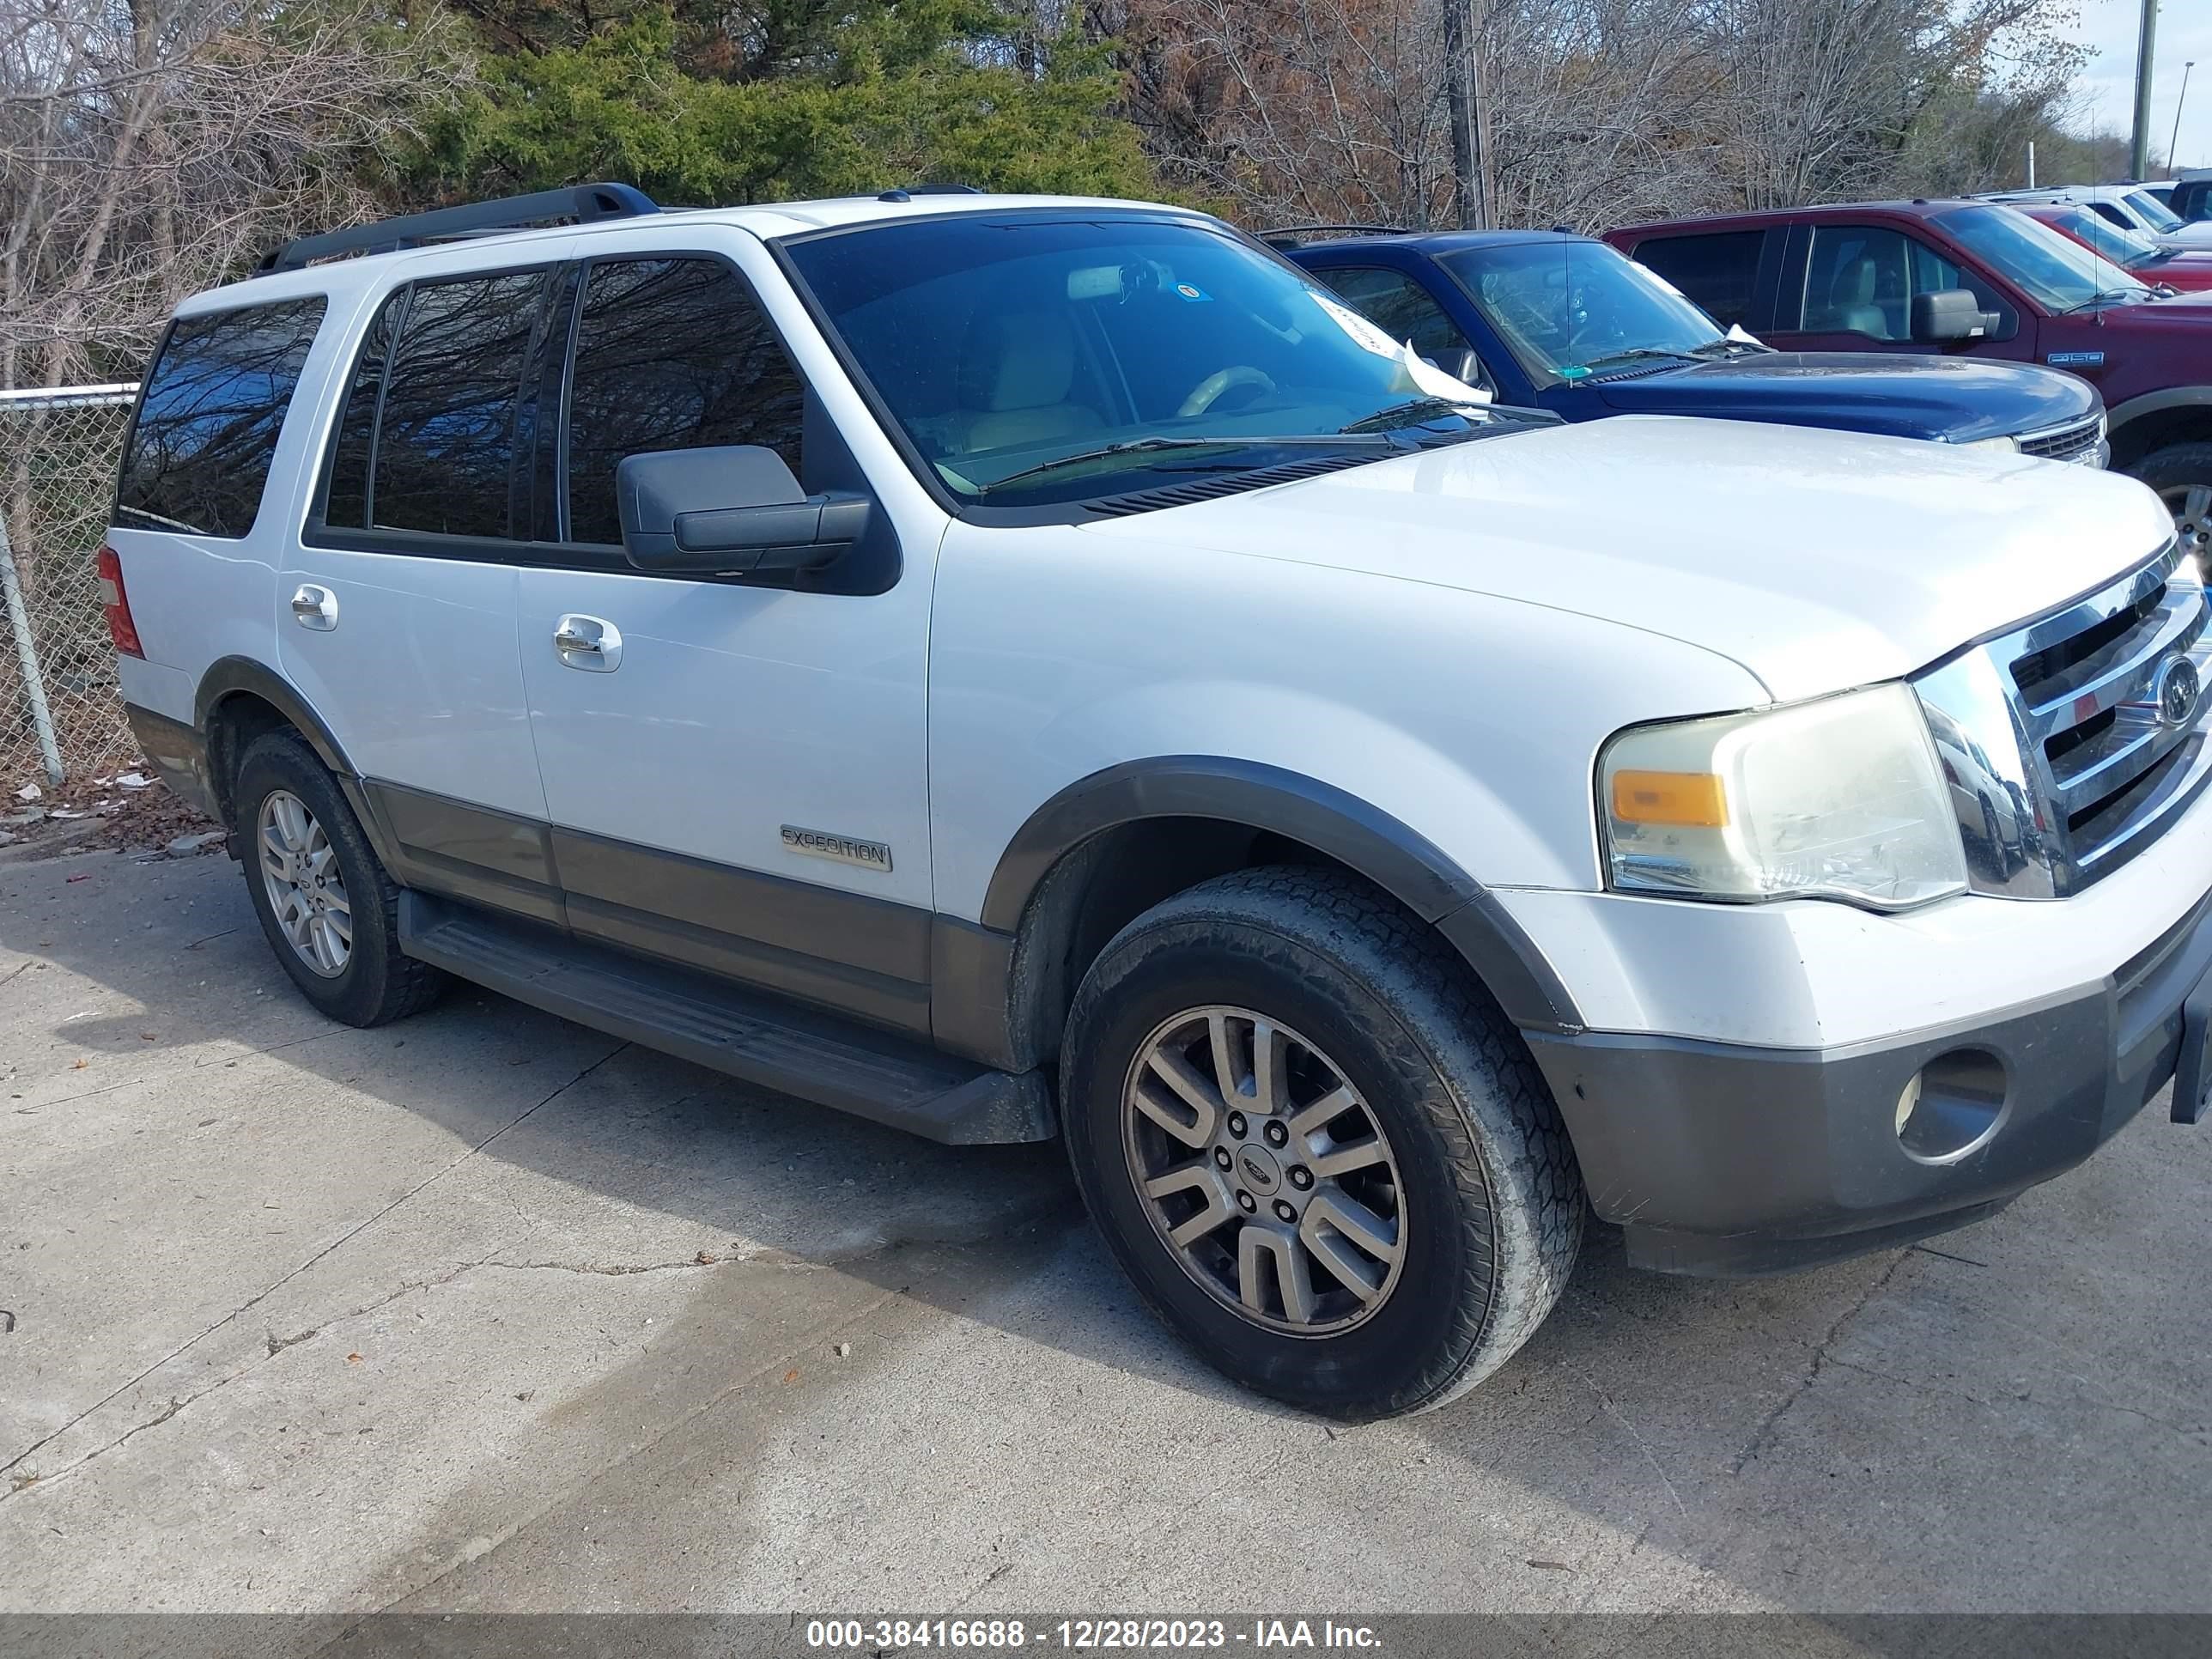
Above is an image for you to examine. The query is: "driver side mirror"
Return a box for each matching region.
[617,445,871,577]
[1911,289,1993,344]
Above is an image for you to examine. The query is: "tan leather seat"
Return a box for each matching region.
[955,308,1103,453]
[1827,258,1891,338]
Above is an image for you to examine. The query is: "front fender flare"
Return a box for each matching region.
[981,756,1583,1034]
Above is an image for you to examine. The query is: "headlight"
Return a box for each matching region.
[1600,683,1967,910]
[1957,434,2019,453]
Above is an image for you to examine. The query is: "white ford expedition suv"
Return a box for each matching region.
[105,185,2211,1419]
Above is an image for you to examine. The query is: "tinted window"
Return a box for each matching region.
[563,258,805,546]
[115,298,326,538]
[323,294,401,530]
[1321,266,1474,367]
[372,271,548,538]
[1436,240,1725,380]
[1630,232,1765,327]
[1802,226,1911,339]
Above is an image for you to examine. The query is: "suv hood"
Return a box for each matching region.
[1591,351,2096,444]
[1079,415,2174,704]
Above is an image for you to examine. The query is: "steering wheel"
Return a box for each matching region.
[1178,365,1277,418]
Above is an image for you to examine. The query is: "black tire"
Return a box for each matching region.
[1062,866,1583,1420]
[232,730,446,1028]
[2124,442,2212,556]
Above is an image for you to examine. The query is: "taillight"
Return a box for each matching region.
[95,544,143,659]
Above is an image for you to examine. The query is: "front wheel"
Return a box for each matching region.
[1062,868,1583,1420]
[2124,442,2212,567]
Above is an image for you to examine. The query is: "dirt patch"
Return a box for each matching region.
[1,769,222,863]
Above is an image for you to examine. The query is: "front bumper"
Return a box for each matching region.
[1524,884,2211,1276]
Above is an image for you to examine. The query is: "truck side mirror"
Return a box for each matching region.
[616,445,871,577]
[1911,289,1992,344]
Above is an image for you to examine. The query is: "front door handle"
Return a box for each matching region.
[554,613,622,672]
[289,585,337,631]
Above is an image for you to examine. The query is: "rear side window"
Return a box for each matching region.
[562,258,805,546]
[115,297,326,538]
[348,270,550,539]
[1630,232,1765,326]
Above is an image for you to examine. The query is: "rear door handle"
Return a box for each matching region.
[554,613,622,672]
[289,585,337,631]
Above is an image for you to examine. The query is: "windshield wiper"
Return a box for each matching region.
[1570,346,1705,374]
[2058,288,2148,315]
[1338,395,1484,434]
[975,434,1386,496]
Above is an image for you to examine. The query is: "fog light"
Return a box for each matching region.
[1895,1050,2008,1162]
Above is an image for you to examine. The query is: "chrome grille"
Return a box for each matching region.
[1916,541,2209,898]
[2016,414,2106,466]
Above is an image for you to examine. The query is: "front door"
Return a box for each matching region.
[1769,223,2036,365]
[516,241,938,1035]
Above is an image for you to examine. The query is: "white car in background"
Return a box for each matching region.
[1977,183,2212,251]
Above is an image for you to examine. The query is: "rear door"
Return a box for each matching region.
[280,254,568,921]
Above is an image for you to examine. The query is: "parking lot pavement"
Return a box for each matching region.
[3,847,2209,1623]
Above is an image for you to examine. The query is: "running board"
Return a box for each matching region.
[398,893,1054,1145]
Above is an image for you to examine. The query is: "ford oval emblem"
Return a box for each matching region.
[2155,656,2202,729]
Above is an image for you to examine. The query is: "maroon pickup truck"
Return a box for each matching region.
[1607,200,2212,562]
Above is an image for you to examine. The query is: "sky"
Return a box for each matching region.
[2066,0,2212,172]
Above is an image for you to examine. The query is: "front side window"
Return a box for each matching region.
[1628,231,1765,327]
[366,271,550,538]
[1433,240,1729,380]
[1321,266,1476,368]
[1802,226,1911,339]
[781,215,1501,507]
[115,297,326,538]
[562,258,805,546]
[1932,205,2148,314]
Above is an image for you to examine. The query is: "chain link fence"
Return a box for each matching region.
[1,385,140,793]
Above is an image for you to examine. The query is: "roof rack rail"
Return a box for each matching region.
[877,182,985,203]
[1258,223,1409,249]
[256,183,660,274]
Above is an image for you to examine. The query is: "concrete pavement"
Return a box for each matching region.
[3,847,2209,1621]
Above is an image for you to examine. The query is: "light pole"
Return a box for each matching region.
[2173,60,2197,173]
[2132,0,2159,182]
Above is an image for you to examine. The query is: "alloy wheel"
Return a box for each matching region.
[258,789,351,978]
[1122,1006,1406,1335]
[2166,481,2211,568]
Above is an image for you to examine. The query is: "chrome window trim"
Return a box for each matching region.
[1915,540,2209,899]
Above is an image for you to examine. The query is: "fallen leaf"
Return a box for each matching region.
[694,1250,716,1265]
[138,1032,157,1042]
[70,1059,88,1070]
[64,874,89,884]
[782,1368,800,1384]
[1526,1559,1575,1573]
[345,1352,364,1364]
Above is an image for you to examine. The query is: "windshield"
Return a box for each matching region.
[781,216,1498,507]
[2044,207,2162,268]
[2126,190,2186,232]
[1934,204,2150,313]
[1434,240,1727,381]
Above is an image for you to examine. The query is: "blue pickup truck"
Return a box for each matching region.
[1276,226,2107,462]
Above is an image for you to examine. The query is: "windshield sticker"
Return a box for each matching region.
[1174,282,1212,302]
[1556,364,1592,380]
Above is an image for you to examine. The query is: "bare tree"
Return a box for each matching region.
[0,0,468,393]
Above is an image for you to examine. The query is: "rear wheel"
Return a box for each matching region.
[1062,867,1583,1420]
[233,731,446,1027]
[2125,442,2212,565]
